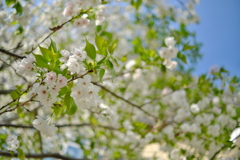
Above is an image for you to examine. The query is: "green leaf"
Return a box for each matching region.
[229,84,235,93]
[131,0,142,10]
[106,60,116,80]
[14,26,24,35]
[49,39,58,53]
[95,35,107,51]
[5,0,16,6]
[17,148,25,160]
[53,105,63,117]
[177,52,187,64]
[198,74,206,84]
[108,42,117,55]
[67,102,77,115]
[106,60,113,69]
[97,56,108,66]
[183,42,195,51]
[33,54,49,68]
[85,39,96,60]
[99,69,105,82]
[17,107,24,118]
[64,91,78,115]
[39,46,59,64]
[111,57,119,66]
[10,90,20,99]
[13,2,23,15]
[39,46,50,61]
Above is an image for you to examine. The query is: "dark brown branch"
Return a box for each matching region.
[210,145,226,160]
[0,48,25,59]
[0,150,88,160]
[0,90,14,95]
[0,123,119,130]
[92,82,158,121]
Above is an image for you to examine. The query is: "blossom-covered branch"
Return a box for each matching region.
[0,123,119,130]
[93,82,159,121]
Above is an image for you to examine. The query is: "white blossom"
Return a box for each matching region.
[165,37,176,47]
[190,103,200,113]
[32,116,58,137]
[6,134,19,151]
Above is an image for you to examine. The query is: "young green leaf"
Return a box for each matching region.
[13,2,23,15]
[85,39,96,60]
[106,60,113,69]
[33,54,49,68]
[10,90,20,99]
[183,42,195,51]
[99,69,105,82]
[18,148,25,160]
[95,35,107,51]
[177,52,187,64]
[5,0,17,6]
[49,39,58,53]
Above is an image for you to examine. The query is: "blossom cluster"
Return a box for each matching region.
[60,48,86,74]
[27,71,68,108]
[159,37,178,70]
[32,116,58,137]
[63,0,105,27]
[71,75,101,109]
[160,88,238,158]
[16,54,35,76]
[6,134,19,151]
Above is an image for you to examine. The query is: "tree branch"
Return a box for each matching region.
[0,123,119,131]
[0,90,14,95]
[0,48,25,59]
[92,82,158,121]
[0,150,89,160]
[27,8,91,54]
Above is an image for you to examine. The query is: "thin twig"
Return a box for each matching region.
[27,8,91,54]
[0,150,89,160]
[0,58,28,82]
[0,48,25,59]
[210,145,226,160]
[92,82,159,121]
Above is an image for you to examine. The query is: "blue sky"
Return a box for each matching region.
[189,0,240,76]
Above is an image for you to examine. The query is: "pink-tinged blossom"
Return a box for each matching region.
[74,17,90,28]
[16,54,35,76]
[78,1,90,10]
[72,47,87,61]
[60,50,71,63]
[45,72,57,85]
[71,85,88,100]
[63,2,74,17]
[49,85,60,96]
[27,83,39,98]
[76,75,92,86]
[56,74,68,88]
[42,96,57,108]
[36,85,48,100]
[66,57,81,74]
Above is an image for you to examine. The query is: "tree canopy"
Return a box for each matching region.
[0,0,240,159]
